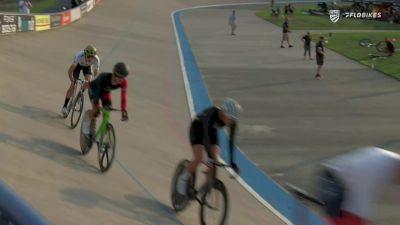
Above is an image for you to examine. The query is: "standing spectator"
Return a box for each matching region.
[385,37,395,57]
[228,10,237,36]
[315,36,325,80]
[302,32,312,60]
[71,0,82,8]
[18,0,32,14]
[280,17,293,48]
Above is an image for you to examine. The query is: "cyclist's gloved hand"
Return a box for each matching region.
[121,110,128,121]
[231,162,239,174]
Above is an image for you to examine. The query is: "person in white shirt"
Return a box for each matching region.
[61,45,100,117]
[18,0,32,14]
[318,146,400,225]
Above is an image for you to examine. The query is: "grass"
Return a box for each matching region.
[312,32,400,79]
[0,0,66,13]
[256,4,400,30]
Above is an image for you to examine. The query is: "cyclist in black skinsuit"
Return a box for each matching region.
[176,98,242,196]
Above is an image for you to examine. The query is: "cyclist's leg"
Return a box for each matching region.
[176,121,204,195]
[62,66,80,115]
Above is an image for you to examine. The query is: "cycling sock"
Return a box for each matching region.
[63,98,70,107]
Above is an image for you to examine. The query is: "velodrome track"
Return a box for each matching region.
[0,0,289,224]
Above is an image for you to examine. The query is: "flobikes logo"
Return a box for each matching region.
[329,10,340,23]
[329,10,382,23]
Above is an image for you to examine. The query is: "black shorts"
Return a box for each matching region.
[88,87,112,108]
[73,64,93,79]
[189,120,218,146]
[316,55,324,66]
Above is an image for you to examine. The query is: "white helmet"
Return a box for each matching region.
[221,98,242,120]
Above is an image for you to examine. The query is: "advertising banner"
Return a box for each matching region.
[18,15,35,32]
[51,14,61,28]
[70,7,81,22]
[80,2,88,13]
[87,0,94,12]
[35,15,50,31]
[0,15,18,34]
[61,11,71,26]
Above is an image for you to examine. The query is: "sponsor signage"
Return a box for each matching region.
[61,11,71,26]
[51,14,61,28]
[71,7,81,22]
[35,15,50,31]
[0,15,18,34]
[18,15,35,32]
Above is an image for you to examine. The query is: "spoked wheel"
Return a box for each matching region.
[98,123,116,172]
[70,92,84,129]
[171,159,195,212]
[376,41,387,53]
[359,38,372,47]
[200,179,228,225]
[80,110,93,155]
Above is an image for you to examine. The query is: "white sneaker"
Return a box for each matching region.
[82,116,90,135]
[177,171,190,195]
[61,106,68,117]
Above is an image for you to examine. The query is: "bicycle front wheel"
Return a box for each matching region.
[359,38,372,47]
[200,179,228,225]
[98,123,116,172]
[376,41,387,53]
[70,92,84,129]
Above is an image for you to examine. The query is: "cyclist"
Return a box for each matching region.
[176,98,242,197]
[61,45,100,117]
[317,147,400,225]
[81,62,129,135]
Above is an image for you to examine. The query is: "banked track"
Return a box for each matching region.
[0,0,289,224]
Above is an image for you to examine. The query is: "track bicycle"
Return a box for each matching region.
[62,78,85,129]
[80,107,118,172]
[171,159,231,225]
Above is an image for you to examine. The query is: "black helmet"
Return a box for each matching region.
[113,62,130,78]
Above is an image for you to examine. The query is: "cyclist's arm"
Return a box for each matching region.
[68,63,77,82]
[90,80,101,107]
[120,79,128,111]
[229,123,237,164]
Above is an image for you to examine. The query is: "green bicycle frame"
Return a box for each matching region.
[95,108,111,140]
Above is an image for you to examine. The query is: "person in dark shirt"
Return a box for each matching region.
[175,98,242,197]
[385,37,395,57]
[315,36,325,80]
[302,32,312,60]
[82,62,130,135]
[280,18,293,48]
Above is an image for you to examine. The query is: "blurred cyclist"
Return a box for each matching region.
[81,62,129,135]
[61,45,100,117]
[385,37,395,57]
[317,146,400,225]
[176,98,242,197]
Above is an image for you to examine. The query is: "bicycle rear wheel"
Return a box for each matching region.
[98,123,116,172]
[359,38,372,47]
[70,92,84,129]
[376,41,387,53]
[200,179,228,225]
[80,110,93,155]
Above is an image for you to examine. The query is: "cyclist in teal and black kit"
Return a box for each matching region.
[81,62,130,135]
[176,98,242,197]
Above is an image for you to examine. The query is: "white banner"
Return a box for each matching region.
[71,7,81,22]
[87,0,94,12]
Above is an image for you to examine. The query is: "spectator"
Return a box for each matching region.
[385,37,395,56]
[228,10,237,36]
[317,147,400,225]
[315,36,325,80]
[280,17,293,48]
[302,32,312,60]
[18,0,32,14]
[71,0,83,8]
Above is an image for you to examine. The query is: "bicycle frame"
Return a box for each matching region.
[95,108,111,141]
